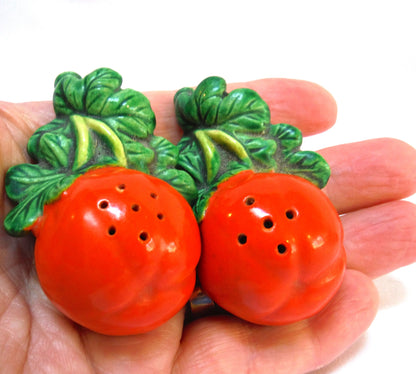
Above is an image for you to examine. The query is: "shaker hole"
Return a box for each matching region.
[98,200,109,209]
[286,209,297,219]
[277,244,287,254]
[263,218,274,229]
[108,226,117,236]
[139,231,149,241]
[244,197,255,206]
[238,234,247,245]
[117,184,126,192]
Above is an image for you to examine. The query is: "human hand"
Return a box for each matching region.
[1,78,415,373]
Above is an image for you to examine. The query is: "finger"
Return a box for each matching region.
[0,101,54,134]
[0,101,55,167]
[342,200,416,278]
[142,78,338,143]
[80,310,184,374]
[6,78,337,146]
[173,270,377,374]
[321,138,416,213]
[228,78,338,136]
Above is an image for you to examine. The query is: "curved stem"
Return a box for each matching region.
[71,115,92,170]
[204,129,251,162]
[70,115,127,170]
[195,130,220,183]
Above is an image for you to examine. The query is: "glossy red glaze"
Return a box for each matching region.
[33,167,201,335]
[198,170,346,325]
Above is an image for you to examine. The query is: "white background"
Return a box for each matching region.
[1,0,415,372]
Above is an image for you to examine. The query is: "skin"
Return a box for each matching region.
[0,79,416,373]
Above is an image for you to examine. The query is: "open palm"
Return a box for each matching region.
[1,79,415,374]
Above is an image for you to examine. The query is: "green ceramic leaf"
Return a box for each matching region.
[174,78,226,131]
[150,136,179,170]
[266,124,330,188]
[4,164,79,236]
[218,89,270,133]
[28,69,157,172]
[235,135,277,170]
[37,132,72,168]
[27,119,72,166]
[99,88,156,137]
[194,78,226,126]
[174,76,270,133]
[54,68,155,139]
[192,188,215,221]
[280,151,331,189]
[190,159,251,220]
[175,77,271,187]
[177,137,205,185]
[268,123,303,154]
[53,68,122,116]
[154,168,198,203]
[122,140,155,173]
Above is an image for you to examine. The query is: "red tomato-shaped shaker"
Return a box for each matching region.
[33,167,201,335]
[198,170,346,325]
